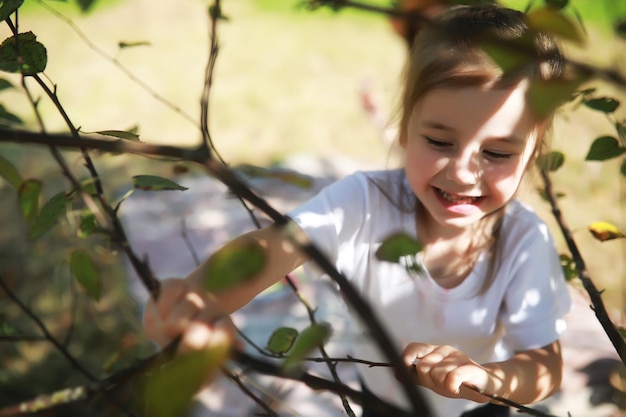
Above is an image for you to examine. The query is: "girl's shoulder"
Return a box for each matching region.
[325,168,410,202]
[502,199,555,247]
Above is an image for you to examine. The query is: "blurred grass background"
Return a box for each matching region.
[0,0,624,414]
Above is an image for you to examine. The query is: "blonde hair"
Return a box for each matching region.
[398,3,565,149]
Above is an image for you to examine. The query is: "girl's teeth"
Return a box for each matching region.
[439,189,479,204]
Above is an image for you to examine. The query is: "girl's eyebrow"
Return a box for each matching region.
[422,120,526,144]
[422,120,455,132]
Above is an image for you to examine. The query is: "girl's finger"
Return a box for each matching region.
[402,342,437,366]
[156,278,189,320]
[162,291,208,339]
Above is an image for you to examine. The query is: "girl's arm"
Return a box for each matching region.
[401,340,562,404]
[143,223,309,351]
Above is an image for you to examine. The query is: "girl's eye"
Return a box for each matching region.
[484,150,513,160]
[424,137,452,149]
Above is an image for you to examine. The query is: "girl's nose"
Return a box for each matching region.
[446,153,480,185]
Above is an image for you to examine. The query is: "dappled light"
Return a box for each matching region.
[0,1,624,417]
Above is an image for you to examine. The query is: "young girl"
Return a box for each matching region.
[143,4,572,417]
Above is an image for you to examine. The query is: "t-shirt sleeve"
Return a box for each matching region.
[500,221,572,351]
[287,172,369,271]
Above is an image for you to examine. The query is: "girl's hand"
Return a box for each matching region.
[143,278,236,353]
[401,343,497,403]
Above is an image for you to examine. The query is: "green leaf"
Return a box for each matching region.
[70,250,101,301]
[28,192,68,239]
[209,4,229,20]
[0,32,47,75]
[282,322,332,373]
[132,175,188,191]
[585,136,625,161]
[236,164,313,189]
[536,151,565,172]
[118,41,151,49]
[75,0,98,13]
[0,0,23,21]
[537,188,566,202]
[583,97,620,114]
[615,18,626,40]
[621,159,626,178]
[78,209,98,237]
[266,327,299,355]
[375,233,423,273]
[204,240,267,293]
[140,345,230,417]
[0,103,23,126]
[544,0,568,10]
[527,74,586,119]
[0,153,22,189]
[559,254,577,281]
[0,78,15,92]
[0,322,18,336]
[18,179,41,225]
[526,6,584,44]
[480,37,534,74]
[616,120,626,141]
[96,128,141,141]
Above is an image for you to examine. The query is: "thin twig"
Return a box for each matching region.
[540,168,626,362]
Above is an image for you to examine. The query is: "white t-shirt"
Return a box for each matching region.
[288,169,571,417]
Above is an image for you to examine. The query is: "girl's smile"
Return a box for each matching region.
[434,187,485,214]
[404,80,538,234]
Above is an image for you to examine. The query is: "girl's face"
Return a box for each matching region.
[404,80,538,234]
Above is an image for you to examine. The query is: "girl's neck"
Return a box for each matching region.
[417,208,477,244]
[416,207,496,288]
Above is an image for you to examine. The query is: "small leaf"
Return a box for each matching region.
[0,322,18,336]
[78,209,98,237]
[0,0,23,21]
[0,78,15,92]
[236,164,313,189]
[480,37,534,74]
[0,32,47,75]
[526,6,584,44]
[536,151,565,172]
[266,327,299,355]
[18,179,41,225]
[0,103,23,126]
[559,254,577,281]
[527,74,586,119]
[140,345,230,417]
[75,0,98,13]
[96,129,141,141]
[585,136,625,161]
[588,221,626,242]
[615,120,626,140]
[132,175,188,191]
[282,322,332,373]
[615,18,626,40]
[583,97,620,114]
[118,41,151,49]
[536,188,566,201]
[0,153,22,189]
[621,159,626,178]
[209,4,229,20]
[29,191,68,239]
[544,0,568,10]
[376,233,423,268]
[204,240,267,293]
[70,250,102,301]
